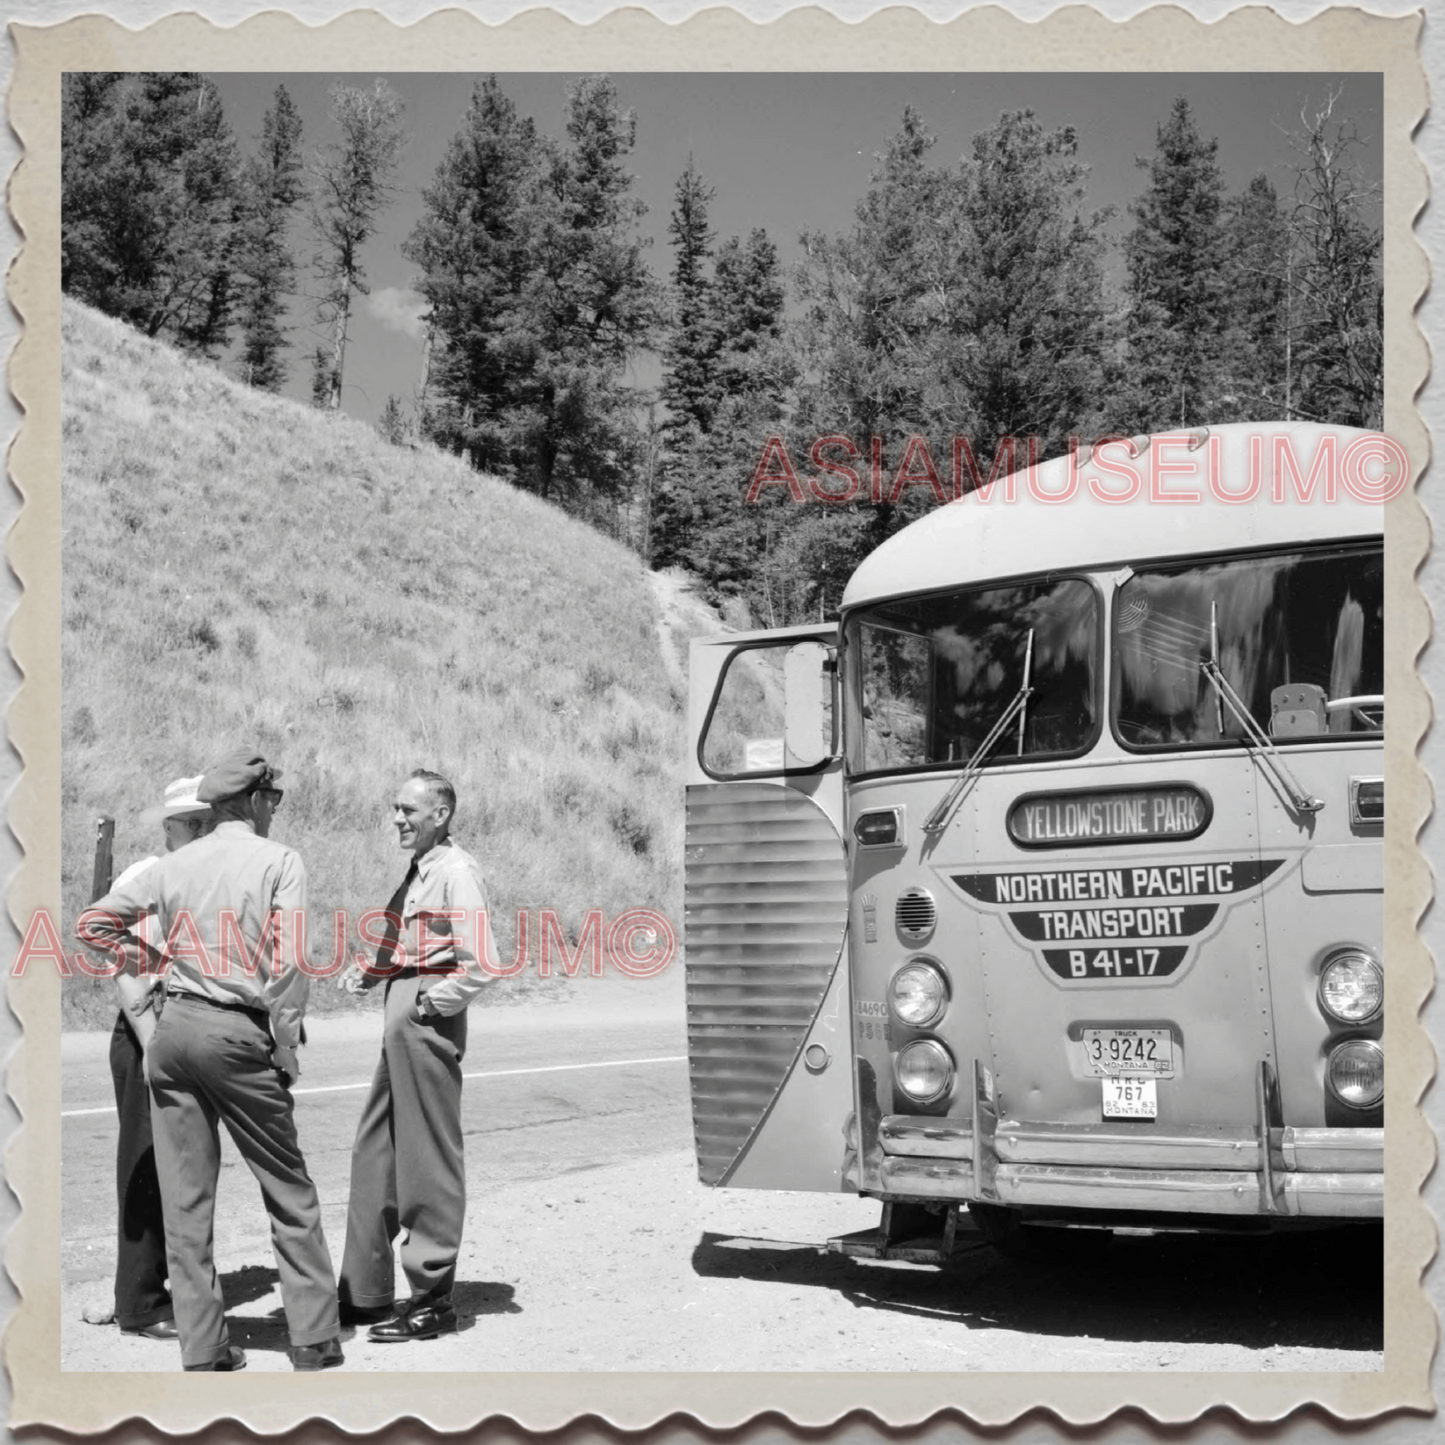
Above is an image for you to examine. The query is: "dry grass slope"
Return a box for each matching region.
[61,299,685,1027]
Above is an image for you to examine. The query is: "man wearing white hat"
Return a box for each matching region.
[105,775,214,1343]
[79,750,343,1372]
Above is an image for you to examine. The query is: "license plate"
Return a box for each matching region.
[1102,1077,1157,1118]
[1082,1027,1174,1077]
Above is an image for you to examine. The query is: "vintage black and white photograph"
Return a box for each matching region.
[8,2,1431,1431]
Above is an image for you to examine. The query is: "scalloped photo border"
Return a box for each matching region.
[5,3,1433,1433]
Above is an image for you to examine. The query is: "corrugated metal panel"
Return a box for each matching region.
[685,782,848,1185]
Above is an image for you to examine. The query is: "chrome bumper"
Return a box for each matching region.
[875,1061,1383,1219]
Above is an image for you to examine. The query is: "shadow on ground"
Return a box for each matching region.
[692,1222,1382,1354]
[218,1270,521,1353]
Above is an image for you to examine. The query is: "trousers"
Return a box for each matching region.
[147,995,339,1368]
[109,1011,172,1329]
[338,972,467,1308]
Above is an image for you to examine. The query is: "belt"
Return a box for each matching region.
[166,990,269,1023]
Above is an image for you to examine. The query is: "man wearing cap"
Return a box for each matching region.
[336,768,500,1342]
[103,776,213,1344]
[77,751,343,1373]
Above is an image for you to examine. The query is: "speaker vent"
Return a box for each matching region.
[895,887,936,943]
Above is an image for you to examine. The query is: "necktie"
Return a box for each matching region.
[375,858,420,974]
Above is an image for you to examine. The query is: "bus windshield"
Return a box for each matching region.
[1113,543,1384,749]
[846,577,1099,775]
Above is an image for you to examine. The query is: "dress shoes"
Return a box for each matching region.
[338,1300,392,1327]
[290,1336,345,1372]
[122,1318,179,1341]
[183,1346,247,1372]
[367,1299,457,1343]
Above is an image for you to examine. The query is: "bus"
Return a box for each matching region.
[683,421,1389,1256]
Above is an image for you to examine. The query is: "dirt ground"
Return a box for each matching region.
[62,967,1382,1375]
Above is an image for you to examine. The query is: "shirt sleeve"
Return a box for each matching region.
[419,855,501,1017]
[262,847,310,1050]
[75,861,164,978]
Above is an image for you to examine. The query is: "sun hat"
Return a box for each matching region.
[197,750,283,804]
[138,775,214,828]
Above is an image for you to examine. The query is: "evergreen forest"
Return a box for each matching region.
[62,72,1384,626]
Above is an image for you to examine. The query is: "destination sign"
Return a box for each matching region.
[1008,784,1210,848]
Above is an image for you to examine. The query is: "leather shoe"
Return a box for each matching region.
[184,1346,247,1372]
[338,1300,392,1327]
[122,1318,179,1341]
[367,1299,457,1342]
[291,1336,344,1372]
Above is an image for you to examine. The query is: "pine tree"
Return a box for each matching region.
[236,85,305,391]
[1123,97,1232,430]
[654,225,789,581]
[403,77,543,470]
[62,72,242,354]
[309,79,407,410]
[377,395,408,444]
[1286,94,1383,428]
[507,75,657,504]
[660,160,717,438]
[954,109,1113,463]
[1224,174,1290,420]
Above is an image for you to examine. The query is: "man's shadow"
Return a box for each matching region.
[221,1270,520,1350]
[451,1280,521,1331]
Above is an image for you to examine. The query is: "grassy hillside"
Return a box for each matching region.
[60,300,686,1027]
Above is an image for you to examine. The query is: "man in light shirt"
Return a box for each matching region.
[337,768,499,1342]
[77,750,342,1373]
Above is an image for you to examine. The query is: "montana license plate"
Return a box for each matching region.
[1102,1077,1157,1118]
[1082,1027,1174,1077]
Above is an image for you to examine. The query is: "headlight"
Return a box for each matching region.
[888,960,948,1028]
[1319,949,1383,1024]
[1326,1039,1384,1109]
[896,1039,954,1103]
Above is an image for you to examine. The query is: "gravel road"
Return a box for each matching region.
[60,968,1382,1372]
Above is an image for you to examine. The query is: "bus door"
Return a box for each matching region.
[685,626,853,1191]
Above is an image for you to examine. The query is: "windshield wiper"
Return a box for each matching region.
[923,630,1034,834]
[1200,603,1323,818]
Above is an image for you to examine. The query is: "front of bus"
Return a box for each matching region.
[839,423,1387,1236]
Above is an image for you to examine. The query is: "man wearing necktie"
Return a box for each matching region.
[337,769,500,1341]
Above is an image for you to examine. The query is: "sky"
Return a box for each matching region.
[208,71,1384,428]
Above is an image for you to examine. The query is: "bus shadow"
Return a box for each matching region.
[691,1223,1382,1353]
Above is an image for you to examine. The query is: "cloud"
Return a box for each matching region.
[365,287,427,340]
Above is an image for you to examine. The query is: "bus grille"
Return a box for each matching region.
[685,782,848,1186]
[896,887,937,942]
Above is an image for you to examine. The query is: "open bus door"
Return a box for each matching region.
[685,625,853,1191]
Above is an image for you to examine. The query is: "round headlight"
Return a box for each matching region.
[1319,950,1383,1024]
[888,960,948,1028]
[1326,1039,1384,1109]
[896,1039,954,1103]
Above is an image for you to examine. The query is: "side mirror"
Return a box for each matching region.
[784,641,835,769]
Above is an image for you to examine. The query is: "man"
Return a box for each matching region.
[77,751,343,1373]
[105,776,213,1343]
[337,769,499,1341]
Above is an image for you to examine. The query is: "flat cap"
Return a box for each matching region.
[197,750,282,804]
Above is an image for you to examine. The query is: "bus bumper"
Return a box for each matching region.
[874,1062,1383,1219]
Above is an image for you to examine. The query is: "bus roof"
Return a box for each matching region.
[841,422,1388,613]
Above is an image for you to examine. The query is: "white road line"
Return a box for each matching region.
[61,1053,687,1119]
